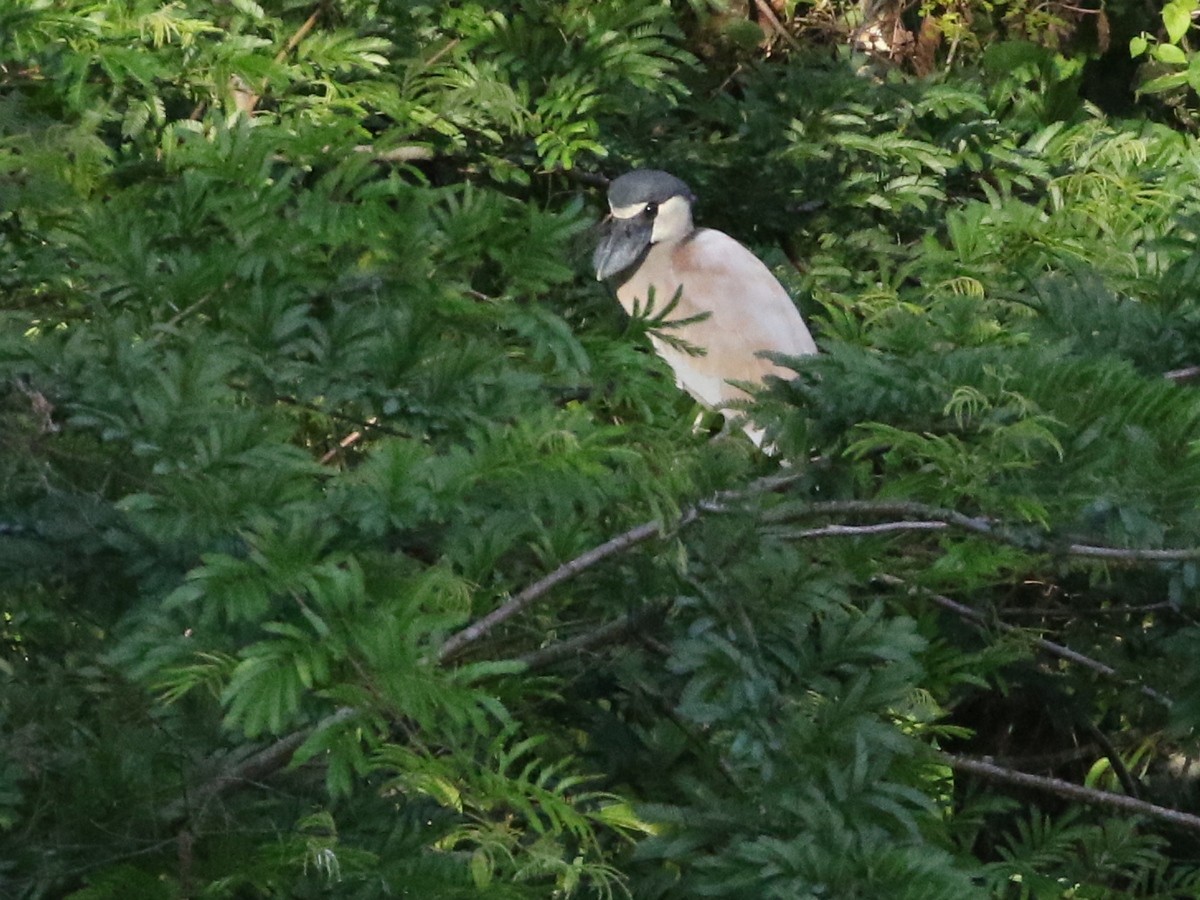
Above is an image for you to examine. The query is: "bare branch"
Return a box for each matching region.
[319,416,379,465]
[353,144,435,163]
[437,517,689,663]
[752,0,804,51]
[162,706,358,825]
[878,575,1173,707]
[274,4,323,63]
[437,472,800,663]
[14,377,58,434]
[1063,543,1200,562]
[516,603,670,671]
[172,474,1180,829]
[1165,365,1200,384]
[779,521,949,538]
[235,3,324,113]
[770,499,1200,562]
[944,753,1200,833]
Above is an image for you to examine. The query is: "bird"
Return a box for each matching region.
[593,169,817,447]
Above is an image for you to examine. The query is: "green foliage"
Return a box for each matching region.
[1131,0,1200,89]
[7,1,1200,898]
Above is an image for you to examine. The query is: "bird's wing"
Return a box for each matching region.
[668,229,816,397]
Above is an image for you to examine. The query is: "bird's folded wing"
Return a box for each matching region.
[671,229,817,389]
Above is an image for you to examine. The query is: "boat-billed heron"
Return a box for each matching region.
[593,169,817,446]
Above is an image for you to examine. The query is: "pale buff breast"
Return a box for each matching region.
[615,228,816,412]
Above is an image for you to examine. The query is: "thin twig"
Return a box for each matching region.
[234,4,325,114]
[319,417,378,464]
[767,499,998,531]
[14,377,58,434]
[752,0,804,51]
[273,395,417,441]
[274,4,323,63]
[420,37,461,70]
[160,291,218,331]
[1066,543,1200,561]
[515,603,670,670]
[943,753,1200,833]
[437,518,689,663]
[998,602,1176,618]
[770,499,1200,562]
[353,144,435,163]
[780,521,949,538]
[162,706,358,825]
[878,575,1173,707]
[1165,365,1200,384]
[1082,719,1141,800]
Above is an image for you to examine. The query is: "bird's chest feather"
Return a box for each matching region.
[615,237,712,322]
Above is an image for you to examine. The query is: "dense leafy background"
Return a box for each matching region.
[5,0,1200,897]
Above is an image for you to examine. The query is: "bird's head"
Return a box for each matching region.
[593,170,696,282]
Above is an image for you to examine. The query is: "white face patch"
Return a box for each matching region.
[649,194,693,244]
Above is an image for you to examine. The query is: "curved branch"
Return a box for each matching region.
[944,753,1200,833]
[751,0,803,51]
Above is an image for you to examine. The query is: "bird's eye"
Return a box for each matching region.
[644,202,658,216]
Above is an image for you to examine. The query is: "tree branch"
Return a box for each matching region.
[437,473,799,663]
[235,3,325,113]
[943,753,1200,833]
[437,517,691,663]
[170,480,789,821]
[353,144,435,163]
[274,4,323,64]
[780,520,949,538]
[877,574,1173,707]
[769,499,1200,562]
[752,0,804,51]
[162,706,358,825]
[319,416,379,464]
[515,603,670,671]
[170,475,1179,833]
[1165,365,1200,384]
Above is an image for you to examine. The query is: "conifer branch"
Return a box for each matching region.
[174,610,668,821]
[160,476,795,825]
[944,753,1200,833]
